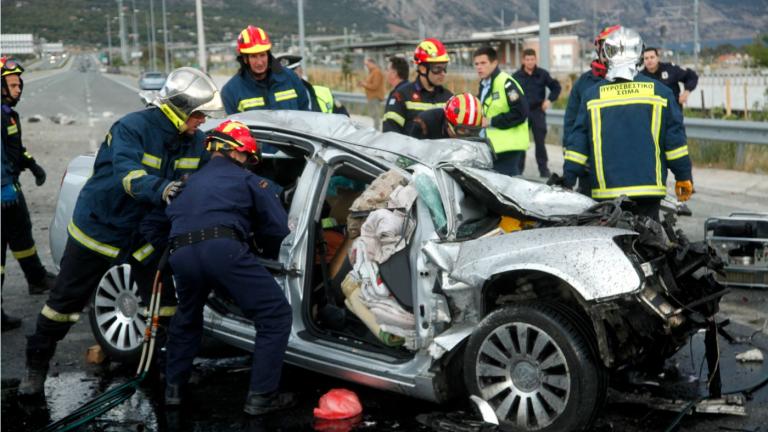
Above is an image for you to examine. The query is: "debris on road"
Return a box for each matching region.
[735,348,765,363]
[27,114,43,123]
[50,113,75,125]
[610,390,748,417]
[85,344,105,364]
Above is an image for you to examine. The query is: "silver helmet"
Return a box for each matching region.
[601,27,644,81]
[152,67,224,131]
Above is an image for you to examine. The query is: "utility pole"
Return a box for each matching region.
[131,0,139,62]
[106,15,113,65]
[149,0,157,71]
[118,0,128,63]
[195,0,207,72]
[298,0,306,62]
[538,0,550,70]
[162,0,169,74]
[514,13,519,68]
[693,0,700,66]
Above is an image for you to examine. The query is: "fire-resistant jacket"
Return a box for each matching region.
[221,60,310,114]
[382,79,453,134]
[563,74,692,200]
[1,104,38,186]
[562,67,603,146]
[68,107,207,259]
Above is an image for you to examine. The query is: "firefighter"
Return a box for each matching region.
[221,26,310,115]
[474,46,530,176]
[563,27,694,221]
[275,54,349,116]
[406,93,483,140]
[19,67,224,396]
[162,120,293,415]
[1,56,56,331]
[563,25,621,196]
[640,47,698,108]
[382,38,453,134]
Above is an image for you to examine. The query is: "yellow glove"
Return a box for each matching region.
[675,180,694,202]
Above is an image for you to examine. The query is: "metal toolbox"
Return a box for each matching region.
[705,212,768,289]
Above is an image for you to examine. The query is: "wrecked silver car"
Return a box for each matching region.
[50,111,725,431]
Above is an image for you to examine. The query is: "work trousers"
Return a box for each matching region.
[519,109,550,176]
[367,98,382,131]
[1,188,47,286]
[165,238,292,394]
[493,151,525,176]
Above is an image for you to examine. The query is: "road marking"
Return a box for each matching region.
[100,73,140,93]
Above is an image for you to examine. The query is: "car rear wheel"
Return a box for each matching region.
[463,303,606,432]
[88,264,147,363]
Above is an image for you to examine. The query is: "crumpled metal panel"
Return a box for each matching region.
[208,110,494,169]
[445,165,597,220]
[446,226,642,300]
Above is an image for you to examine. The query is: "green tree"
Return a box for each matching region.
[746,34,768,67]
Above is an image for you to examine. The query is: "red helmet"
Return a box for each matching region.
[206,120,260,160]
[413,38,449,65]
[237,26,272,55]
[0,56,24,77]
[444,93,482,128]
[594,25,622,48]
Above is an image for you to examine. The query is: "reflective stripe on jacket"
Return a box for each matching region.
[221,62,310,114]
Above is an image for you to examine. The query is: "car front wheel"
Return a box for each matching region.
[463,303,606,432]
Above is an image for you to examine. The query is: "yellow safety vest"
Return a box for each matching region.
[482,71,529,154]
[314,85,334,113]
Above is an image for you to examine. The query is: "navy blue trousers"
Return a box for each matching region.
[493,151,525,176]
[519,108,549,176]
[166,238,292,393]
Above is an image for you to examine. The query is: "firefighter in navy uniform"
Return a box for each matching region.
[275,54,349,116]
[221,26,310,115]
[406,93,483,140]
[382,38,453,134]
[19,67,224,396]
[563,27,694,221]
[640,47,698,108]
[1,56,56,330]
[162,120,293,416]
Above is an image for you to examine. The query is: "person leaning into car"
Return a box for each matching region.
[18,68,224,397]
[221,26,310,116]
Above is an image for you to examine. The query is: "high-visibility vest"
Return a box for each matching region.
[482,71,529,153]
[314,85,334,113]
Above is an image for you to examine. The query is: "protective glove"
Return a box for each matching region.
[30,163,46,186]
[675,180,694,202]
[162,180,184,204]
[1,183,19,208]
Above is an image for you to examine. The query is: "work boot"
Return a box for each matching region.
[18,366,48,396]
[2,310,22,331]
[28,271,56,295]
[244,390,296,416]
[165,383,182,406]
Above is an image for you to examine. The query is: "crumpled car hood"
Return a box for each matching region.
[443,165,597,221]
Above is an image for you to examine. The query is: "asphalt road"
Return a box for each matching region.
[1,55,767,432]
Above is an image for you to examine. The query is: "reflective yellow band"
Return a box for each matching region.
[141,153,162,169]
[383,111,405,126]
[24,151,33,159]
[12,246,37,259]
[132,243,155,262]
[142,306,177,317]
[587,95,668,110]
[122,169,147,196]
[665,145,689,161]
[592,185,667,199]
[68,221,121,258]
[238,97,265,111]
[7,124,18,135]
[1,266,5,274]
[41,305,80,323]
[274,89,298,102]
[159,103,188,132]
[174,157,200,170]
[405,101,444,111]
[564,150,588,166]
[106,132,113,146]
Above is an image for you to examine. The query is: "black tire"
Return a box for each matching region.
[88,264,147,363]
[463,303,607,432]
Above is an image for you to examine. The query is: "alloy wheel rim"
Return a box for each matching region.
[94,264,146,352]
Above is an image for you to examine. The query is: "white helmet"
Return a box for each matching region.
[152,67,224,131]
[601,27,644,82]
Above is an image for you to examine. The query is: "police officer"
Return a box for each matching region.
[406,93,483,140]
[474,46,530,176]
[163,120,293,416]
[221,26,310,115]
[563,27,694,221]
[275,54,349,116]
[513,48,561,177]
[19,67,224,396]
[1,56,56,330]
[640,47,699,108]
[382,38,453,134]
[563,25,621,196]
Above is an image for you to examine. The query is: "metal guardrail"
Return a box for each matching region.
[335,92,768,146]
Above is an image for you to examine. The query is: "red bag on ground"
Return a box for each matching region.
[313,388,363,420]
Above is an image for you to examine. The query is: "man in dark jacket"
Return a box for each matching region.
[513,48,561,177]
[162,120,293,416]
[19,67,224,396]
[1,57,56,330]
[640,47,698,107]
